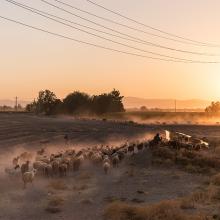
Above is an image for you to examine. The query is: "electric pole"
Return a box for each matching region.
[174,99,177,113]
[15,96,18,111]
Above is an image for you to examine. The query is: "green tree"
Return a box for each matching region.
[63,91,91,114]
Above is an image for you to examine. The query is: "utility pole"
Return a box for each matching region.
[15,96,18,111]
[174,99,177,113]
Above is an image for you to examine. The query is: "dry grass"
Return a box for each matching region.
[152,146,220,174]
[48,180,68,191]
[152,147,176,160]
[103,200,209,220]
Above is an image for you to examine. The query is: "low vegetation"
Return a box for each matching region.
[104,200,209,220]
[152,146,220,174]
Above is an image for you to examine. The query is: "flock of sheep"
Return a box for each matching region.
[5,130,208,189]
[5,138,151,189]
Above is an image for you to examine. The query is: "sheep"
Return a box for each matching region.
[44,164,53,177]
[19,152,32,162]
[112,155,120,168]
[75,150,83,158]
[59,163,68,177]
[117,151,125,161]
[137,143,144,151]
[33,161,47,174]
[51,160,60,175]
[12,156,19,168]
[91,153,102,164]
[103,162,110,174]
[37,148,45,155]
[22,169,37,189]
[144,141,149,148]
[61,156,71,168]
[128,145,135,154]
[72,158,81,171]
[21,161,30,175]
[103,155,111,164]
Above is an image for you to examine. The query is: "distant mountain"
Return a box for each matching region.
[123,97,211,110]
[0,99,30,107]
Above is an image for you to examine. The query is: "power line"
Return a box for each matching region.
[39,0,220,57]
[86,0,220,48]
[6,0,193,62]
[52,0,205,47]
[52,0,210,47]
[42,0,207,48]
[7,0,220,61]
[0,15,197,63]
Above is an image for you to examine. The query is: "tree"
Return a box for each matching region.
[26,100,37,113]
[108,89,125,112]
[140,106,147,111]
[27,88,125,116]
[92,89,125,115]
[36,90,61,115]
[205,101,220,114]
[63,91,91,114]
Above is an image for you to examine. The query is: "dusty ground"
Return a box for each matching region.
[0,113,219,220]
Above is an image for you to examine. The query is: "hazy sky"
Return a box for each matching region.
[1,0,220,101]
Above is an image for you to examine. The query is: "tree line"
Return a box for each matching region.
[205,101,220,115]
[26,89,125,115]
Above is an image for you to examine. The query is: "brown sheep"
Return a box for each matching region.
[137,143,144,151]
[22,169,37,189]
[72,158,81,171]
[44,164,53,177]
[12,156,19,168]
[103,162,110,174]
[112,155,120,168]
[59,163,68,177]
[51,160,59,175]
[128,145,135,154]
[21,161,30,175]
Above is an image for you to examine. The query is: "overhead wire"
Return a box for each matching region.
[86,0,220,48]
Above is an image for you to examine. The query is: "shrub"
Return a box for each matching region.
[103,201,207,220]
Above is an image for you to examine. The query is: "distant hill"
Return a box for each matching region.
[123,97,211,110]
[0,99,30,107]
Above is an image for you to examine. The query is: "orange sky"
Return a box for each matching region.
[1,0,220,101]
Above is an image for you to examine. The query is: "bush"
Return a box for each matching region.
[103,201,208,220]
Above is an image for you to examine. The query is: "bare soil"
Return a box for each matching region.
[0,113,219,220]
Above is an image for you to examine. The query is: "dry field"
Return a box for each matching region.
[0,113,220,220]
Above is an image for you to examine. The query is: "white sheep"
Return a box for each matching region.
[103,155,111,164]
[22,169,37,189]
[103,162,110,174]
[33,161,47,174]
